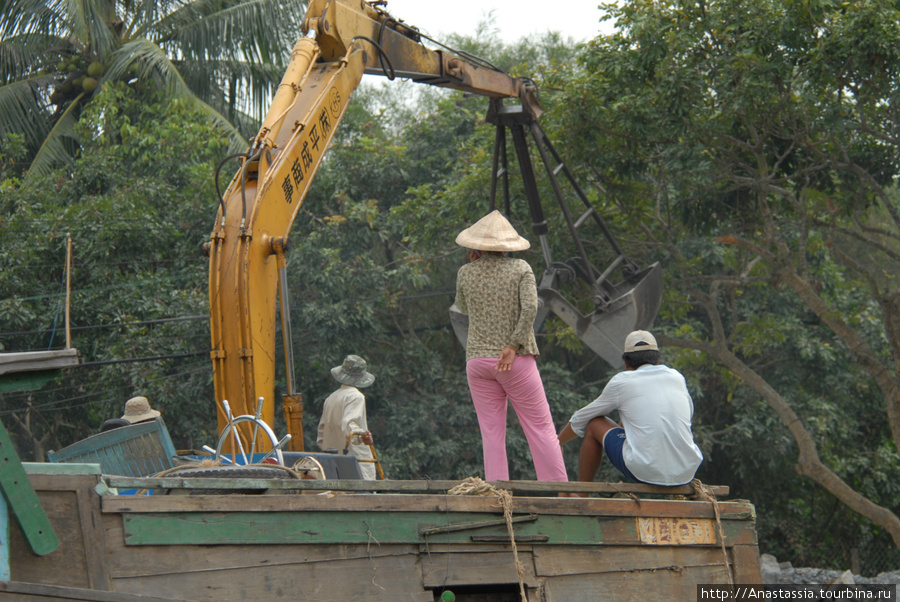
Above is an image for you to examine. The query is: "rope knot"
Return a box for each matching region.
[448,477,526,601]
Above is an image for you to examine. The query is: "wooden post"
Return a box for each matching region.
[65,236,73,350]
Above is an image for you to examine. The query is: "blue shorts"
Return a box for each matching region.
[602,427,644,483]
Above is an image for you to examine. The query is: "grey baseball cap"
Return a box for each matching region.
[624,330,658,353]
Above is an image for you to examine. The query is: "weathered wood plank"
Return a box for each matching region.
[420,549,538,588]
[103,476,728,497]
[732,544,764,584]
[23,462,102,476]
[9,491,91,589]
[24,473,102,492]
[106,542,422,578]
[543,563,732,601]
[0,580,176,601]
[75,482,111,590]
[11,474,114,591]
[0,349,81,376]
[102,493,755,521]
[533,544,731,576]
[110,551,430,601]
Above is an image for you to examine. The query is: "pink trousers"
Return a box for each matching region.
[466,355,569,482]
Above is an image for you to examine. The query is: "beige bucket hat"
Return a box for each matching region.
[455,210,530,252]
[331,355,375,388]
[121,396,161,423]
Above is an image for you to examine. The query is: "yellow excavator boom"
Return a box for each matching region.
[208,0,663,453]
[208,0,539,450]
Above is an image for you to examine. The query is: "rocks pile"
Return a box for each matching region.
[760,553,900,587]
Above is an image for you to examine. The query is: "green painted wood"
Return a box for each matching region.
[0,370,55,392]
[0,420,59,555]
[123,510,607,546]
[419,514,538,536]
[23,462,102,475]
[47,418,176,477]
[121,507,757,547]
[0,491,8,580]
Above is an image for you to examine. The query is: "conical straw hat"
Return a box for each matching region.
[455,210,530,252]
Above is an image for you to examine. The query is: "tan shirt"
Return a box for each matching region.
[455,253,540,361]
[317,385,376,480]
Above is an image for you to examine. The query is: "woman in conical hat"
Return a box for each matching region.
[454,211,568,483]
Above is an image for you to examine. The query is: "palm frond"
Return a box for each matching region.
[26,90,83,178]
[103,37,159,82]
[1,33,53,78]
[0,0,58,37]
[105,39,246,151]
[64,0,119,57]
[0,76,52,143]
[192,96,251,154]
[151,0,307,63]
[175,57,283,125]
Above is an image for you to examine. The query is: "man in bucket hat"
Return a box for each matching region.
[558,330,703,491]
[455,211,568,483]
[121,396,161,424]
[317,354,378,480]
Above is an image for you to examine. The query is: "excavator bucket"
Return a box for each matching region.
[450,101,666,368]
[538,262,663,368]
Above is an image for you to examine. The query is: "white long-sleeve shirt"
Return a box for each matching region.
[317,385,376,480]
[569,364,703,485]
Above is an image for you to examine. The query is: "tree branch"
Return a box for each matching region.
[658,333,900,547]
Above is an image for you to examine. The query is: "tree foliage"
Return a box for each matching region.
[0,0,307,177]
[560,0,900,561]
[0,82,229,456]
[3,3,900,572]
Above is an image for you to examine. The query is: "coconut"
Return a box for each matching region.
[87,61,105,77]
[82,77,99,92]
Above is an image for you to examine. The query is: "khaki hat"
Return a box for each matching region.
[331,355,375,388]
[121,396,161,423]
[624,330,658,353]
[455,210,530,252]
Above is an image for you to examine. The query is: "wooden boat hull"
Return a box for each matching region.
[8,466,761,601]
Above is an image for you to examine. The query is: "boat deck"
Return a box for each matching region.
[5,463,762,601]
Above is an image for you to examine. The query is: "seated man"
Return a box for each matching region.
[121,396,161,424]
[100,396,161,432]
[558,331,703,489]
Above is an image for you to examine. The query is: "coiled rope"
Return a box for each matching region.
[690,478,733,586]
[448,477,527,601]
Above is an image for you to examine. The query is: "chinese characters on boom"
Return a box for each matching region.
[282,88,341,203]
